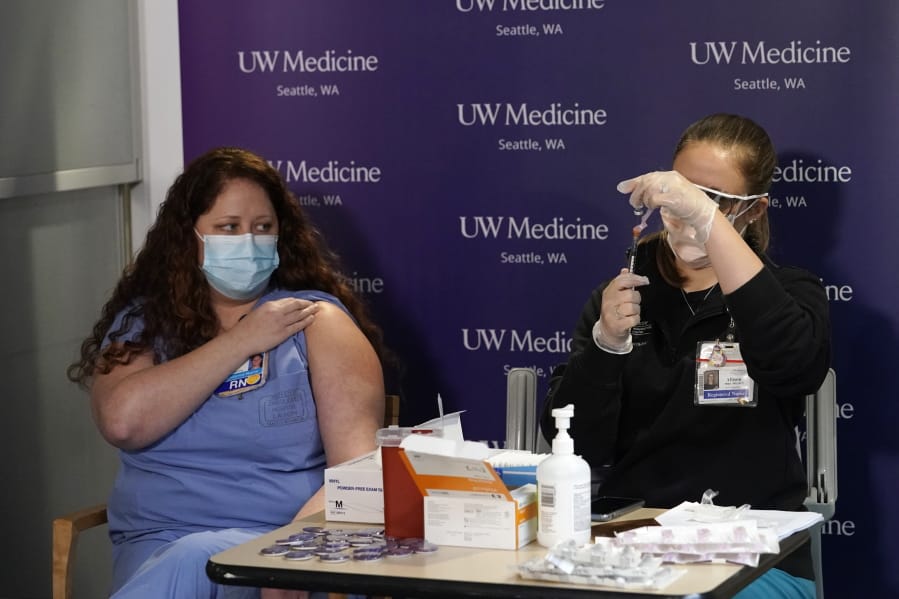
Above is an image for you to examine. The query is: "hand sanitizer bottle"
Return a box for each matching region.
[537,403,591,547]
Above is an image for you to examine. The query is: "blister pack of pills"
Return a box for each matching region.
[615,521,780,567]
[258,525,439,564]
[516,538,684,590]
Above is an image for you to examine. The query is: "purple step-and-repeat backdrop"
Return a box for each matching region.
[177,2,898,596]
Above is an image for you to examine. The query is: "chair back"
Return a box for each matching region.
[803,367,837,599]
[505,367,537,451]
[804,368,838,516]
[384,394,401,427]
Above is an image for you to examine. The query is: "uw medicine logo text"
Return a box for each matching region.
[456,0,605,36]
[238,49,378,98]
[689,40,851,65]
[343,271,385,295]
[458,102,606,152]
[691,40,851,92]
[461,215,607,265]
[456,0,604,11]
[460,216,608,240]
[462,328,572,353]
[269,160,382,184]
[767,159,853,210]
[268,159,381,208]
[457,102,607,126]
[237,49,380,73]
[773,159,852,183]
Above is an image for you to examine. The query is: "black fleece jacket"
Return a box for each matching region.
[541,238,831,579]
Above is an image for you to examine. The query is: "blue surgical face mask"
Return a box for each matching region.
[196,230,279,300]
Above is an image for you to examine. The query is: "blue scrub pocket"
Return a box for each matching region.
[255,384,316,449]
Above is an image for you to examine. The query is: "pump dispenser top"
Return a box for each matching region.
[550,404,575,455]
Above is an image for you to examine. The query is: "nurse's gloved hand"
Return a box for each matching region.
[617,171,717,243]
[593,269,650,354]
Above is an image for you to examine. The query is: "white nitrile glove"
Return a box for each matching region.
[617,171,717,243]
[594,269,650,354]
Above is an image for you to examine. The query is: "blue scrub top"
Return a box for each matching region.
[102,289,346,544]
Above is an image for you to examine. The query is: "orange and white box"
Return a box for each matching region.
[381,427,539,546]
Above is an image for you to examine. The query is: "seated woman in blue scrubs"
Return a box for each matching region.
[541,114,831,599]
[68,147,385,598]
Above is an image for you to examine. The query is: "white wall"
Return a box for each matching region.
[132,0,184,248]
[0,187,124,598]
[0,2,183,597]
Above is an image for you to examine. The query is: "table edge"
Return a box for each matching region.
[207,529,809,599]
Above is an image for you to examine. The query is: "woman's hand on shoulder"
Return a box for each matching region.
[229,298,320,355]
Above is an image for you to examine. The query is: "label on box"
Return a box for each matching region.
[424,484,537,550]
[324,450,384,523]
[407,451,498,481]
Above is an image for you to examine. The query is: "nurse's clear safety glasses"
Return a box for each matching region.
[692,183,767,205]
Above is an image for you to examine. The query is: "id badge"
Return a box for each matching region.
[215,352,269,398]
[694,341,756,407]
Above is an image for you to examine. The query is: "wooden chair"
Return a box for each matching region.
[52,503,109,599]
[51,394,401,598]
[383,393,400,427]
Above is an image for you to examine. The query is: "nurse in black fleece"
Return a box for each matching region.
[541,113,830,599]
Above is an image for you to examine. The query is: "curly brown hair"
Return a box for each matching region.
[67,147,384,388]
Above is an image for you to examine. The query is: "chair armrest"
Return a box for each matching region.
[55,503,109,532]
[52,504,108,599]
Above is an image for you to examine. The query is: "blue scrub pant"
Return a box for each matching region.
[734,569,816,599]
[111,528,268,599]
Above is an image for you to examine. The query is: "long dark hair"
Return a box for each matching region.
[68,147,383,388]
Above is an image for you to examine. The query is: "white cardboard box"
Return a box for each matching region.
[423,483,537,550]
[324,450,384,523]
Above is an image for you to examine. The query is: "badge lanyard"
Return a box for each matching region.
[214,351,269,399]
[693,318,757,407]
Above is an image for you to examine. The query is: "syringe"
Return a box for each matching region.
[626,209,654,273]
[627,226,640,273]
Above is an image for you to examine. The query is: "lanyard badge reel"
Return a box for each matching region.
[693,319,757,407]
